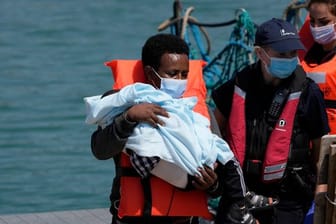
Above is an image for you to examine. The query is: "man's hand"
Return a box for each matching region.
[126,103,169,127]
[192,163,218,191]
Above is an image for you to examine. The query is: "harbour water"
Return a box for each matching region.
[0,0,299,215]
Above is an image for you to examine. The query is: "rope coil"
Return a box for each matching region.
[157,1,256,108]
[282,0,308,29]
[325,192,336,206]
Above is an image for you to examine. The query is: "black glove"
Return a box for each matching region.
[245,191,278,212]
[220,200,257,224]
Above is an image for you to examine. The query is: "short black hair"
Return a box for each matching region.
[141,33,189,70]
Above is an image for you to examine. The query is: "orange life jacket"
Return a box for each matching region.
[299,18,336,134]
[104,59,212,219]
[105,59,209,119]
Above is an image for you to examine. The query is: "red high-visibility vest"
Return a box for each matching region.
[227,85,301,182]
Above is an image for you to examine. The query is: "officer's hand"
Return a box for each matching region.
[192,163,218,191]
[126,103,169,127]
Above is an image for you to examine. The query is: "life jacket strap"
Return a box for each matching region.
[116,167,139,177]
[116,165,154,219]
[141,177,152,219]
[325,99,336,109]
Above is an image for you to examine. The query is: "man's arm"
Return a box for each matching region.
[90,90,139,160]
[91,89,170,160]
[91,111,138,160]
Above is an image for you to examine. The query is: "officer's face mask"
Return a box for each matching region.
[310,23,336,45]
[262,50,298,79]
[152,68,187,98]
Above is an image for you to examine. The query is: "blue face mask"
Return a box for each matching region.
[152,68,187,98]
[264,54,298,79]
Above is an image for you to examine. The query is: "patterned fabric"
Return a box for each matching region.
[129,152,160,178]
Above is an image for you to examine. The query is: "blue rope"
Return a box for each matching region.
[203,9,256,108]
[167,8,256,109]
[284,0,308,29]
[190,24,211,62]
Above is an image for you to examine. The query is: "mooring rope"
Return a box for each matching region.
[203,8,256,108]
[283,0,308,30]
[157,5,238,59]
[157,3,256,108]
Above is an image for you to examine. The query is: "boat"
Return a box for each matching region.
[157,1,336,223]
[157,0,257,108]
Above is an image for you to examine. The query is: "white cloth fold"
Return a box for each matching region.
[84,83,234,177]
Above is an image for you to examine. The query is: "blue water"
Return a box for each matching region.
[0,0,297,215]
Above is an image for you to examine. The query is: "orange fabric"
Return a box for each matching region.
[300,57,336,134]
[117,155,211,218]
[301,58,336,100]
[105,60,213,219]
[299,16,336,134]
[105,59,209,119]
[298,15,314,61]
[118,169,212,218]
[105,60,146,89]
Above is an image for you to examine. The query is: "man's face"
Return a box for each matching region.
[255,46,298,85]
[147,53,189,88]
[257,47,298,66]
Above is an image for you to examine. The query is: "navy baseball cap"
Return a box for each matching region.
[255,18,305,53]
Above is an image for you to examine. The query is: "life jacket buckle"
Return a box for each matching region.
[245,159,262,176]
[114,199,120,210]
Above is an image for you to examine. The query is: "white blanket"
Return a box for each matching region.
[84,83,234,177]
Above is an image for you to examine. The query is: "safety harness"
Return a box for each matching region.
[227,66,311,183]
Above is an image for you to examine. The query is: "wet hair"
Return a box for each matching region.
[141,33,189,70]
[308,0,336,15]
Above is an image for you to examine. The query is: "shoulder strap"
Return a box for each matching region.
[267,66,307,126]
[290,65,307,92]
